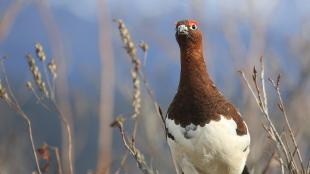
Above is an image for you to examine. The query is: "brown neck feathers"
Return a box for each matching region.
[178,42,211,94]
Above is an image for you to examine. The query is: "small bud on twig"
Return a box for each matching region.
[139,41,149,53]
[26,81,33,90]
[276,74,281,88]
[110,116,125,129]
[26,54,49,97]
[0,82,5,99]
[35,42,46,62]
[48,59,57,79]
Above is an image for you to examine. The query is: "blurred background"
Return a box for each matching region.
[0,0,309,173]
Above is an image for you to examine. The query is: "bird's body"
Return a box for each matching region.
[165,20,250,174]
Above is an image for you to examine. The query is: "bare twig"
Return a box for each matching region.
[0,57,18,103]
[240,69,286,160]
[283,133,298,172]
[238,70,260,105]
[139,41,149,67]
[238,57,302,173]
[111,117,156,174]
[280,157,285,174]
[269,75,305,173]
[52,102,73,174]
[0,58,42,174]
[252,66,263,108]
[53,147,63,174]
[26,81,50,111]
[260,56,268,113]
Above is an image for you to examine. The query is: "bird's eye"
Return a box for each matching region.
[190,24,198,30]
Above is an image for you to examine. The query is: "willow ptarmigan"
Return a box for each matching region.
[165,20,250,174]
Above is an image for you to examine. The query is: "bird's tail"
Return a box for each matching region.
[242,165,249,174]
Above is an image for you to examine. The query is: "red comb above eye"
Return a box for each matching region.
[188,20,198,26]
[175,20,198,27]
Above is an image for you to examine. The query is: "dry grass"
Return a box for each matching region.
[0,1,309,174]
[0,57,42,174]
[239,57,308,174]
[0,43,73,174]
[110,19,162,174]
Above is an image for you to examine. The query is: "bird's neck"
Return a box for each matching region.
[178,45,211,92]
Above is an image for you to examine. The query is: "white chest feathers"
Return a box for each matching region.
[165,115,250,174]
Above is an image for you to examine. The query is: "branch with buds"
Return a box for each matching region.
[28,43,73,174]
[239,57,307,174]
[111,19,164,174]
[111,117,156,174]
[0,43,73,174]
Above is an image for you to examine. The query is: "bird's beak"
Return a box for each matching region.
[177,24,188,35]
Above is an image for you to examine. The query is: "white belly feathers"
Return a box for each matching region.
[166,115,250,174]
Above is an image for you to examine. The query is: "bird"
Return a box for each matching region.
[165,19,250,174]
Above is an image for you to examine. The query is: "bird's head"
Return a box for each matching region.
[175,20,202,48]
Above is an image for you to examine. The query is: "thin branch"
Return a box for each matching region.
[283,133,298,172]
[269,76,305,173]
[52,147,63,174]
[238,70,260,105]
[26,81,50,111]
[139,41,149,67]
[51,102,73,174]
[2,97,42,174]
[0,58,42,174]
[260,56,268,113]
[111,117,156,174]
[280,157,285,174]
[239,67,291,169]
[240,57,307,173]
[252,66,263,109]
[0,58,18,104]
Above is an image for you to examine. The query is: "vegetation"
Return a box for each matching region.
[0,1,309,174]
